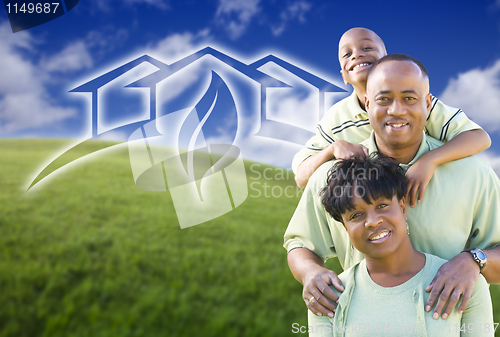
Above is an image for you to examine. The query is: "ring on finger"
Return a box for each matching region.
[309,296,315,303]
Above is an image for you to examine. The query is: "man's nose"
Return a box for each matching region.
[387,99,406,116]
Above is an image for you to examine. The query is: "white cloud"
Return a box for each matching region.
[439,59,500,132]
[0,22,77,135]
[40,41,93,72]
[271,1,312,36]
[215,0,260,40]
[145,29,211,62]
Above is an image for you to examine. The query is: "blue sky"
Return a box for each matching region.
[2,0,500,169]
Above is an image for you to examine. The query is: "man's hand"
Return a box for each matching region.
[425,252,480,319]
[302,267,344,318]
[405,153,437,208]
[331,140,369,160]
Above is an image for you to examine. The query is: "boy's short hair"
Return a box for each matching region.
[320,154,408,223]
[367,53,428,79]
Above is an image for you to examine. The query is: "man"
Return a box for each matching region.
[284,54,500,321]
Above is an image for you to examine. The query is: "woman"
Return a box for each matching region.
[307,155,493,336]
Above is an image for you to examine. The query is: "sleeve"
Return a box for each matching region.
[460,275,494,336]
[307,310,335,337]
[425,97,482,143]
[292,120,336,174]
[468,166,500,250]
[283,166,337,262]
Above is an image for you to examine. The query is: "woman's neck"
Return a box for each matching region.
[364,247,426,287]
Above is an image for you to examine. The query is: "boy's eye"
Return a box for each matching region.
[377,203,388,209]
[343,52,352,58]
[363,46,373,51]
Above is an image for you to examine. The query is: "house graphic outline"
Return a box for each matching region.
[27,46,345,190]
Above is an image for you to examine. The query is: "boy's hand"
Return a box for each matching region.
[405,153,437,207]
[302,267,344,318]
[330,140,369,160]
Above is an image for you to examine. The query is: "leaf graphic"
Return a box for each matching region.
[177,71,238,200]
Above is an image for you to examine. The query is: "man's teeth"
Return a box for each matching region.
[353,63,370,70]
[370,231,389,240]
[390,123,407,128]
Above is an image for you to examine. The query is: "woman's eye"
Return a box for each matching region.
[377,203,388,209]
[349,212,361,220]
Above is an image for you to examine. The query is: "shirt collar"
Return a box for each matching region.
[347,91,369,120]
[365,131,430,170]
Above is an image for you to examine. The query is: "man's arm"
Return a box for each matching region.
[287,248,343,318]
[424,245,500,320]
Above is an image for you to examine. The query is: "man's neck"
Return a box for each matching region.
[373,135,423,165]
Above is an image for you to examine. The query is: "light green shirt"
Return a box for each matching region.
[308,254,494,337]
[284,132,500,269]
[292,92,482,173]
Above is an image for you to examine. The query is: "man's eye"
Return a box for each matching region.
[405,97,416,101]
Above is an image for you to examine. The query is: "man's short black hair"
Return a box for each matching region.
[367,53,428,80]
[320,154,408,223]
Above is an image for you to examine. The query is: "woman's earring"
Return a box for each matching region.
[406,222,410,235]
[351,243,354,258]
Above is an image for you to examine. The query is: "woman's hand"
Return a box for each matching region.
[405,153,438,207]
[302,267,344,318]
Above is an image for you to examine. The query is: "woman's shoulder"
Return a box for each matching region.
[423,253,447,273]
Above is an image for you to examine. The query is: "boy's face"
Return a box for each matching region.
[338,28,386,87]
[365,60,432,151]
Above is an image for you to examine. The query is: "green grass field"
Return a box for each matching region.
[1,139,499,337]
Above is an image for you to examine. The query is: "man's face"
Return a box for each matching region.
[338,28,386,86]
[365,60,432,150]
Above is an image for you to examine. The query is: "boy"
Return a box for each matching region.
[293,28,490,207]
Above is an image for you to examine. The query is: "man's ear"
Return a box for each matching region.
[340,70,349,86]
[425,93,433,117]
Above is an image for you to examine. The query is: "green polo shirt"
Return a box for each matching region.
[284,132,500,270]
[307,254,493,337]
[292,92,482,173]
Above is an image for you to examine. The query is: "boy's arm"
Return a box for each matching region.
[406,129,491,207]
[295,141,368,189]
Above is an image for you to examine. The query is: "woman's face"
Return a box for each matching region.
[341,192,408,259]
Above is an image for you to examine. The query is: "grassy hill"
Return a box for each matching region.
[0,139,499,337]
